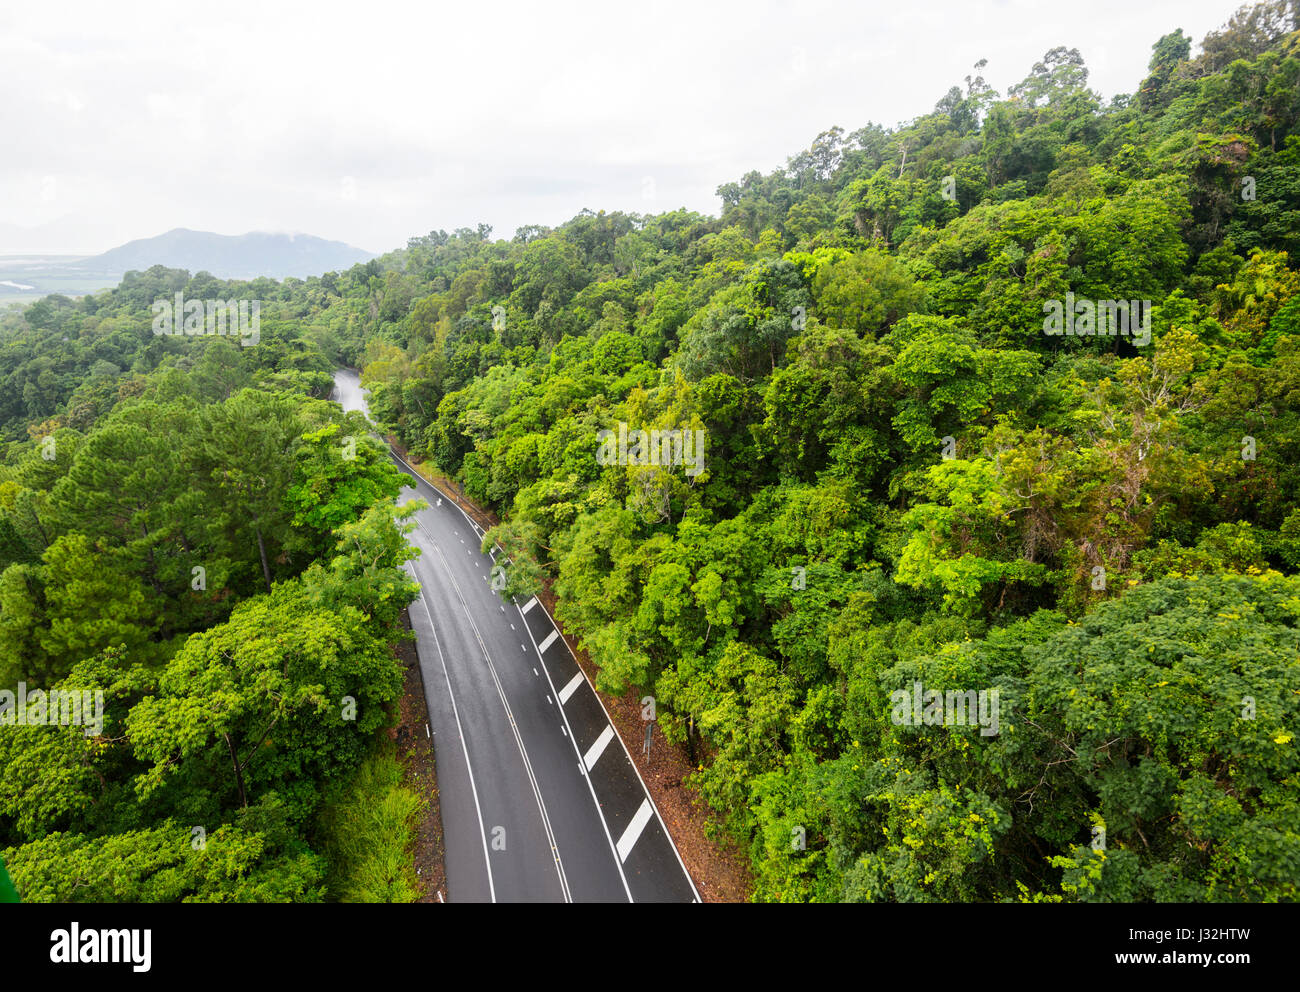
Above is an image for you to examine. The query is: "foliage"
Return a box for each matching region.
[4,0,1300,902]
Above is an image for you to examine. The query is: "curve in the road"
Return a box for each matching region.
[334,369,699,903]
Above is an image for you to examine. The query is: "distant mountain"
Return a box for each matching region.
[87,228,376,280]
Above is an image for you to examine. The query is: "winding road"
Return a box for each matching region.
[333,369,699,903]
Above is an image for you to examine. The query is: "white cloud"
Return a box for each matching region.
[0,0,1242,255]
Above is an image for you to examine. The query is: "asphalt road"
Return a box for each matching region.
[333,369,699,903]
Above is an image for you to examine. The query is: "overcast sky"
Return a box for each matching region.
[0,0,1246,255]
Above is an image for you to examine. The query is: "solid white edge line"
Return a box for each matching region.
[341,377,500,901]
[517,595,704,902]
[406,563,496,903]
[388,442,694,900]
[390,449,490,543]
[517,599,633,903]
[427,539,572,903]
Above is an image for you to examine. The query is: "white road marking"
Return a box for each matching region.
[538,629,559,654]
[546,695,553,705]
[426,543,572,902]
[616,799,654,863]
[405,564,496,902]
[515,601,631,902]
[558,671,584,705]
[382,443,682,900]
[583,724,615,771]
[513,584,702,902]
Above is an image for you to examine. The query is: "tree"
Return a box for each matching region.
[811,249,928,337]
[195,389,303,593]
[39,533,159,677]
[128,580,402,817]
[1138,30,1191,111]
[286,422,405,557]
[0,851,18,902]
[4,807,325,903]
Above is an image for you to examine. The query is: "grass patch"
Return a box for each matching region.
[317,750,423,902]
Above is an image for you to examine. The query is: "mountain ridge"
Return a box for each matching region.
[89,227,376,280]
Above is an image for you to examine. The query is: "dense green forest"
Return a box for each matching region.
[3,0,1300,901]
[0,271,425,899]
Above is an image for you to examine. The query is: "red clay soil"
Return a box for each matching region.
[387,616,447,903]
[388,440,754,903]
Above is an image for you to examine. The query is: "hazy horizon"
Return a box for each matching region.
[3,0,1246,257]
